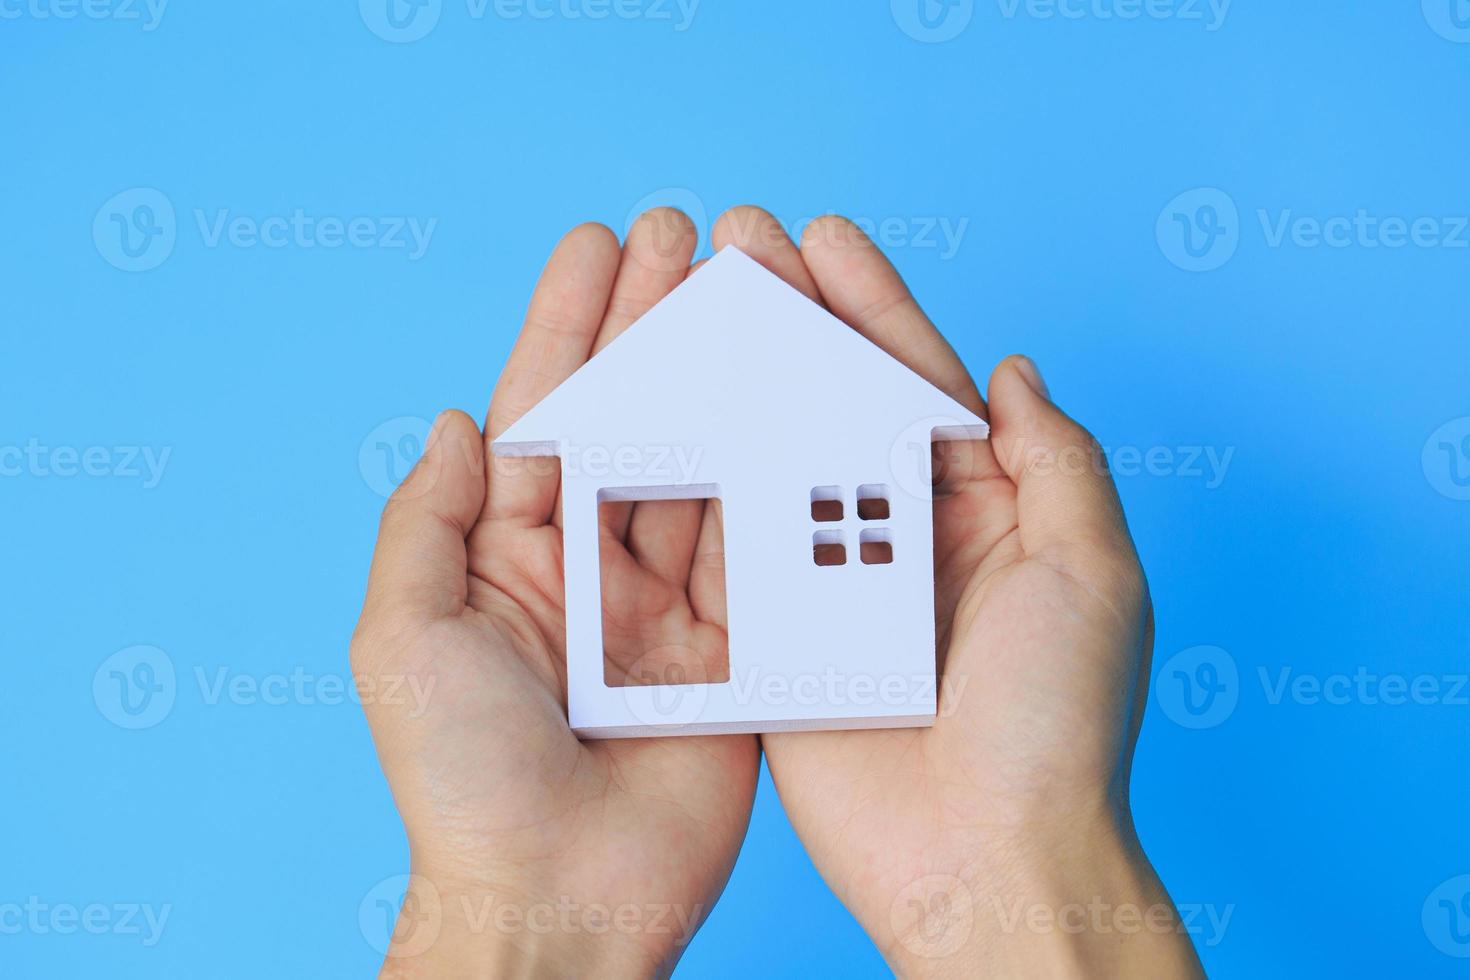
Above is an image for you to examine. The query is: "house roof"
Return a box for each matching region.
[491,246,988,459]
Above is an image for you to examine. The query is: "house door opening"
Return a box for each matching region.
[596,488,730,688]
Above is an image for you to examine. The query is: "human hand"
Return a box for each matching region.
[351,212,756,978]
[698,207,1205,978]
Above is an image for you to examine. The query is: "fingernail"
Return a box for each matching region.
[1015,356,1050,400]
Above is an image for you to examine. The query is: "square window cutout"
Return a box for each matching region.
[813,529,846,566]
[860,528,893,565]
[857,484,890,521]
[811,486,843,522]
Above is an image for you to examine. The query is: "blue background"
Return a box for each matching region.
[3,0,1468,975]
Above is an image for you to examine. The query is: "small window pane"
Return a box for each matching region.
[857,484,890,521]
[810,485,843,522]
[813,530,846,566]
[860,528,893,565]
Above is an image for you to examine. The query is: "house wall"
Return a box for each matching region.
[559,433,945,737]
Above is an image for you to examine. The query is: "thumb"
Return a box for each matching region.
[987,356,1134,568]
[359,410,486,628]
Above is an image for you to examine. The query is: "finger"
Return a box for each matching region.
[601,499,634,543]
[800,214,1002,494]
[987,356,1135,565]
[484,223,621,524]
[688,499,728,628]
[360,411,486,628]
[593,207,697,354]
[710,206,821,302]
[593,244,708,545]
[626,497,705,585]
[589,210,694,544]
[799,214,985,415]
[607,214,734,571]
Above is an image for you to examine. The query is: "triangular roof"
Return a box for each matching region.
[492,246,987,458]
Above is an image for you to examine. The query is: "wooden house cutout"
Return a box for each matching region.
[493,246,988,737]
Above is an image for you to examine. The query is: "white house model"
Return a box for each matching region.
[492,246,988,738]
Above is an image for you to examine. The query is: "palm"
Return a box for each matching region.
[427,497,752,884]
[677,208,1155,960]
[763,488,1147,938]
[356,215,759,974]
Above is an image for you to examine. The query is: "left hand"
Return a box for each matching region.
[352,210,757,978]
